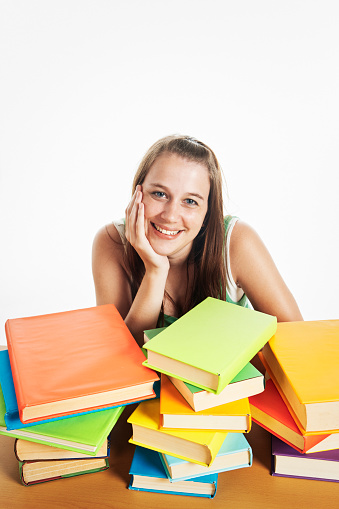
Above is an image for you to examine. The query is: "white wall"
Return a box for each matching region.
[1,1,338,343]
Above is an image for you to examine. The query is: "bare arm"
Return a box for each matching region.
[92,187,169,345]
[229,220,303,322]
[92,225,133,319]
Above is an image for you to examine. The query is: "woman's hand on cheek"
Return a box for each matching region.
[125,186,170,274]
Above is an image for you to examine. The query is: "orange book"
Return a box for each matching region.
[5,304,159,423]
[249,380,339,454]
[261,320,339,434]
[160,375,251,432]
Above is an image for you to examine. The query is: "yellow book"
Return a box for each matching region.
[261,320,339,433]
[127,398,227,467]
[160,375,251,432]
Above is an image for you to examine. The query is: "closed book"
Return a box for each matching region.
[143,297,276,394]
[160,432,252,482]
[0,385,124,456]
[129,446,217,498]
[127,398,227,467]
[0,349,140,430]
[160,375,251,432]
[5,304,158,423]
[261,320,339,433]
[271,435,339,482]
[144,328,265,411]
[19,457,109,486]
[249,379,338,454]
[169,363,264,412]
[14,437,110,461]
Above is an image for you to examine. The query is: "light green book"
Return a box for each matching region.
[0,385,124,455]
[144,327,265,411]
[143,297,276,395]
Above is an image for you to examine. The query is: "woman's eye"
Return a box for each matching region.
[184,198,198,206]
[152,191,166,198]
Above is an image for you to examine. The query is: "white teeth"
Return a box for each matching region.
[153,223,180,236]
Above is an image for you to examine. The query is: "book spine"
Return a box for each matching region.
[14,438,20,461]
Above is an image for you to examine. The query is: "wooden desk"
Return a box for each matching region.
[0,406,337,509]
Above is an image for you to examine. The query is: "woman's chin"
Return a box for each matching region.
[149,243,172,257]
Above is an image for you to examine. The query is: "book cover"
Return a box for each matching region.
[261,320,339,433]
[129,445,218,498]
[5,304,159,423]
[249,379,337,454]
[19,457,109,486]
[160,432,252,482]
[160,374,251,432]
[271,435,339,482]
[127,398,227,467]
[14,437,110,461]
[0,348,154,430]
[143,297,276,394]
[0,384,124,455]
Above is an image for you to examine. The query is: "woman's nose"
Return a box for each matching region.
[160,200,180,223]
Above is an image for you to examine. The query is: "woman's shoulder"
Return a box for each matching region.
[229,219,262,247]
[92,222,125,260]
[228,220,265,269]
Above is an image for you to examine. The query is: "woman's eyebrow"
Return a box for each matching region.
[147,183,205,201]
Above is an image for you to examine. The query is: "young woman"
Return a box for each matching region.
[92,135,302,346]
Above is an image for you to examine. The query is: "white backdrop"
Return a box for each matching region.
[1,1,338,344]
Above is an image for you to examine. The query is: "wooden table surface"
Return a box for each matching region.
[0,404,337,509]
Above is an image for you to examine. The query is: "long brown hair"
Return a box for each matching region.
[126,134,226,319]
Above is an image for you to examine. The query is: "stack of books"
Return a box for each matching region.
[14,437,110,486]
[127,297,278,498]
[0,304,159,485]
[249,319,339,483]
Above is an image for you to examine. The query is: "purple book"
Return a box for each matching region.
[271,435,339,482]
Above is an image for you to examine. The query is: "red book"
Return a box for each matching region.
[5,304,159,423]
[249,380,338,454]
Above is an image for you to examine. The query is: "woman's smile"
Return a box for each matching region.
[151,222,183,237]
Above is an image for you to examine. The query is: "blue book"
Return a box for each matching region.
[128,445,218,498]
[160,432,252,482]
[0,349,160,430]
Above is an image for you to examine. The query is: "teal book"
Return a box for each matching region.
[160,432,252,482]
[143,297,276,394]
[129,445,218,498]
[0,385,124,455]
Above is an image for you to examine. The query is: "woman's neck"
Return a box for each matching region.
[163,260,194,317]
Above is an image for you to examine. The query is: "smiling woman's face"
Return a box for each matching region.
[141,152,210,263]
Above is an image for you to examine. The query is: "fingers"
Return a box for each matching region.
[135,201,145,241]
[125,185,143,245]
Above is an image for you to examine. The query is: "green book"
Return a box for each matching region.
[143,297,276,395]
[169,363,265,412]
[144,327,265,411]
[0,385,124,455]
[18,457,109,485]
